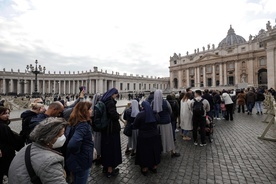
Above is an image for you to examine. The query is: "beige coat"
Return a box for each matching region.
[180,99,193,130]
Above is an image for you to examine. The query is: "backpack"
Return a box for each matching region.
[93,101,109,130]
[193,99,205,116]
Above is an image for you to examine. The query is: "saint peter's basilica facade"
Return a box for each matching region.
[169,20,276,91]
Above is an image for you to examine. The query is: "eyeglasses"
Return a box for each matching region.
[37,102,44,104]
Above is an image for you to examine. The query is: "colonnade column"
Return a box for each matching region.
[219,63,223,86]
[96,80,99,93]
[24,80,27,94]
[48,80,51,93]
[17,79,20,94]
[89,79,92,94]
[212,65,216,87]
[63,80,66,94]
[223,63,227,85]
[31,80,33,94]
[3,78,6,94]
[43,80,45,95]
[68,80,71,94]
[53,80,56,94]
[72,80,75,94]
[58,80,61,95]
[10,79,14,92]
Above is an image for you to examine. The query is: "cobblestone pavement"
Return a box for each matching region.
[9,106,276,184]
[89,111,276,184]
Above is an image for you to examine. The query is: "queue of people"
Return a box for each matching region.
[0,86,272,183]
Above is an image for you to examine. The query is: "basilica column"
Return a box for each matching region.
[219,63,223,86]
[196,67,200,87]
[186,68,190,87]
[169,71,173,89]
[178,70,182,89]
[234,61,238,85]
[223,63,227,85]
[247,59,254,86]
[212,65,216,87]
[265,33,276,89]
[203,66,206,87]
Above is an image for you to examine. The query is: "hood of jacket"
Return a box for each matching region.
[20,110,37,119]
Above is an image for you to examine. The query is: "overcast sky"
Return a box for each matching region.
[0,0,275,77]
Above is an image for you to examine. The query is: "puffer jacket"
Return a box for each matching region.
[65,121,94,173]
[8,143,67,184]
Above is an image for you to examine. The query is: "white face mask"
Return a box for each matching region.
[52,134,66,149]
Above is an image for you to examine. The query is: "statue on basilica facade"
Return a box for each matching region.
[186,51,189,56]
[249,34,252,42]
[203,46,205,52]
[241,74,247,83]
[266,21,272,31]
[207,44,210,50]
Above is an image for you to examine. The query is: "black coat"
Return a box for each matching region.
[0,120,24,175]
[103,97,121,134]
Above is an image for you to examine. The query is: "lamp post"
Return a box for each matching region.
[26,60,46,98]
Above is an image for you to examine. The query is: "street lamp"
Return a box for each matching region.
[26,60,46,98]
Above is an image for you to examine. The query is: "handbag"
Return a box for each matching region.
[25,144,42,184]
[220,103,226,111]
[123,123,132,137]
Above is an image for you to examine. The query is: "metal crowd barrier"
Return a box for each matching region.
[258,94,276,142]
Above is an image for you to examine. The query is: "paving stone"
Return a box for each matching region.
[7,105,276,184]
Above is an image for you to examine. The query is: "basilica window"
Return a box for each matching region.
[228,62,234,70]
[133,83,136,90]
[242,61,246,68]
[174,60,177,64]
[190,68,194,75]
[259,58,266,66]
[206,65,212,73]
[207,78,212,87]
[120,83,123,91]
[200,67,203,76]
[216,65,219,73]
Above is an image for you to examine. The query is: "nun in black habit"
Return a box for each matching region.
[133,101,162,176]
[100,88,122,178]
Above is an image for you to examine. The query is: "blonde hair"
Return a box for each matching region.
[29,98,44,110]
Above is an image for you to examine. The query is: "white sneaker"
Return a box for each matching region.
[175,129,179,133]
[194,142,198,146]
[200,143,207,147]
[214,117,217,120]
[217,118,221,120]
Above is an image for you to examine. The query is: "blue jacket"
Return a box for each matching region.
[29,113,49,131]
[65,122,94,172]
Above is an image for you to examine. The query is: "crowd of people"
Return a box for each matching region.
[0,86,274,183]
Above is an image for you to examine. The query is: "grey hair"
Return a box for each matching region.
[29,117,68,145]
